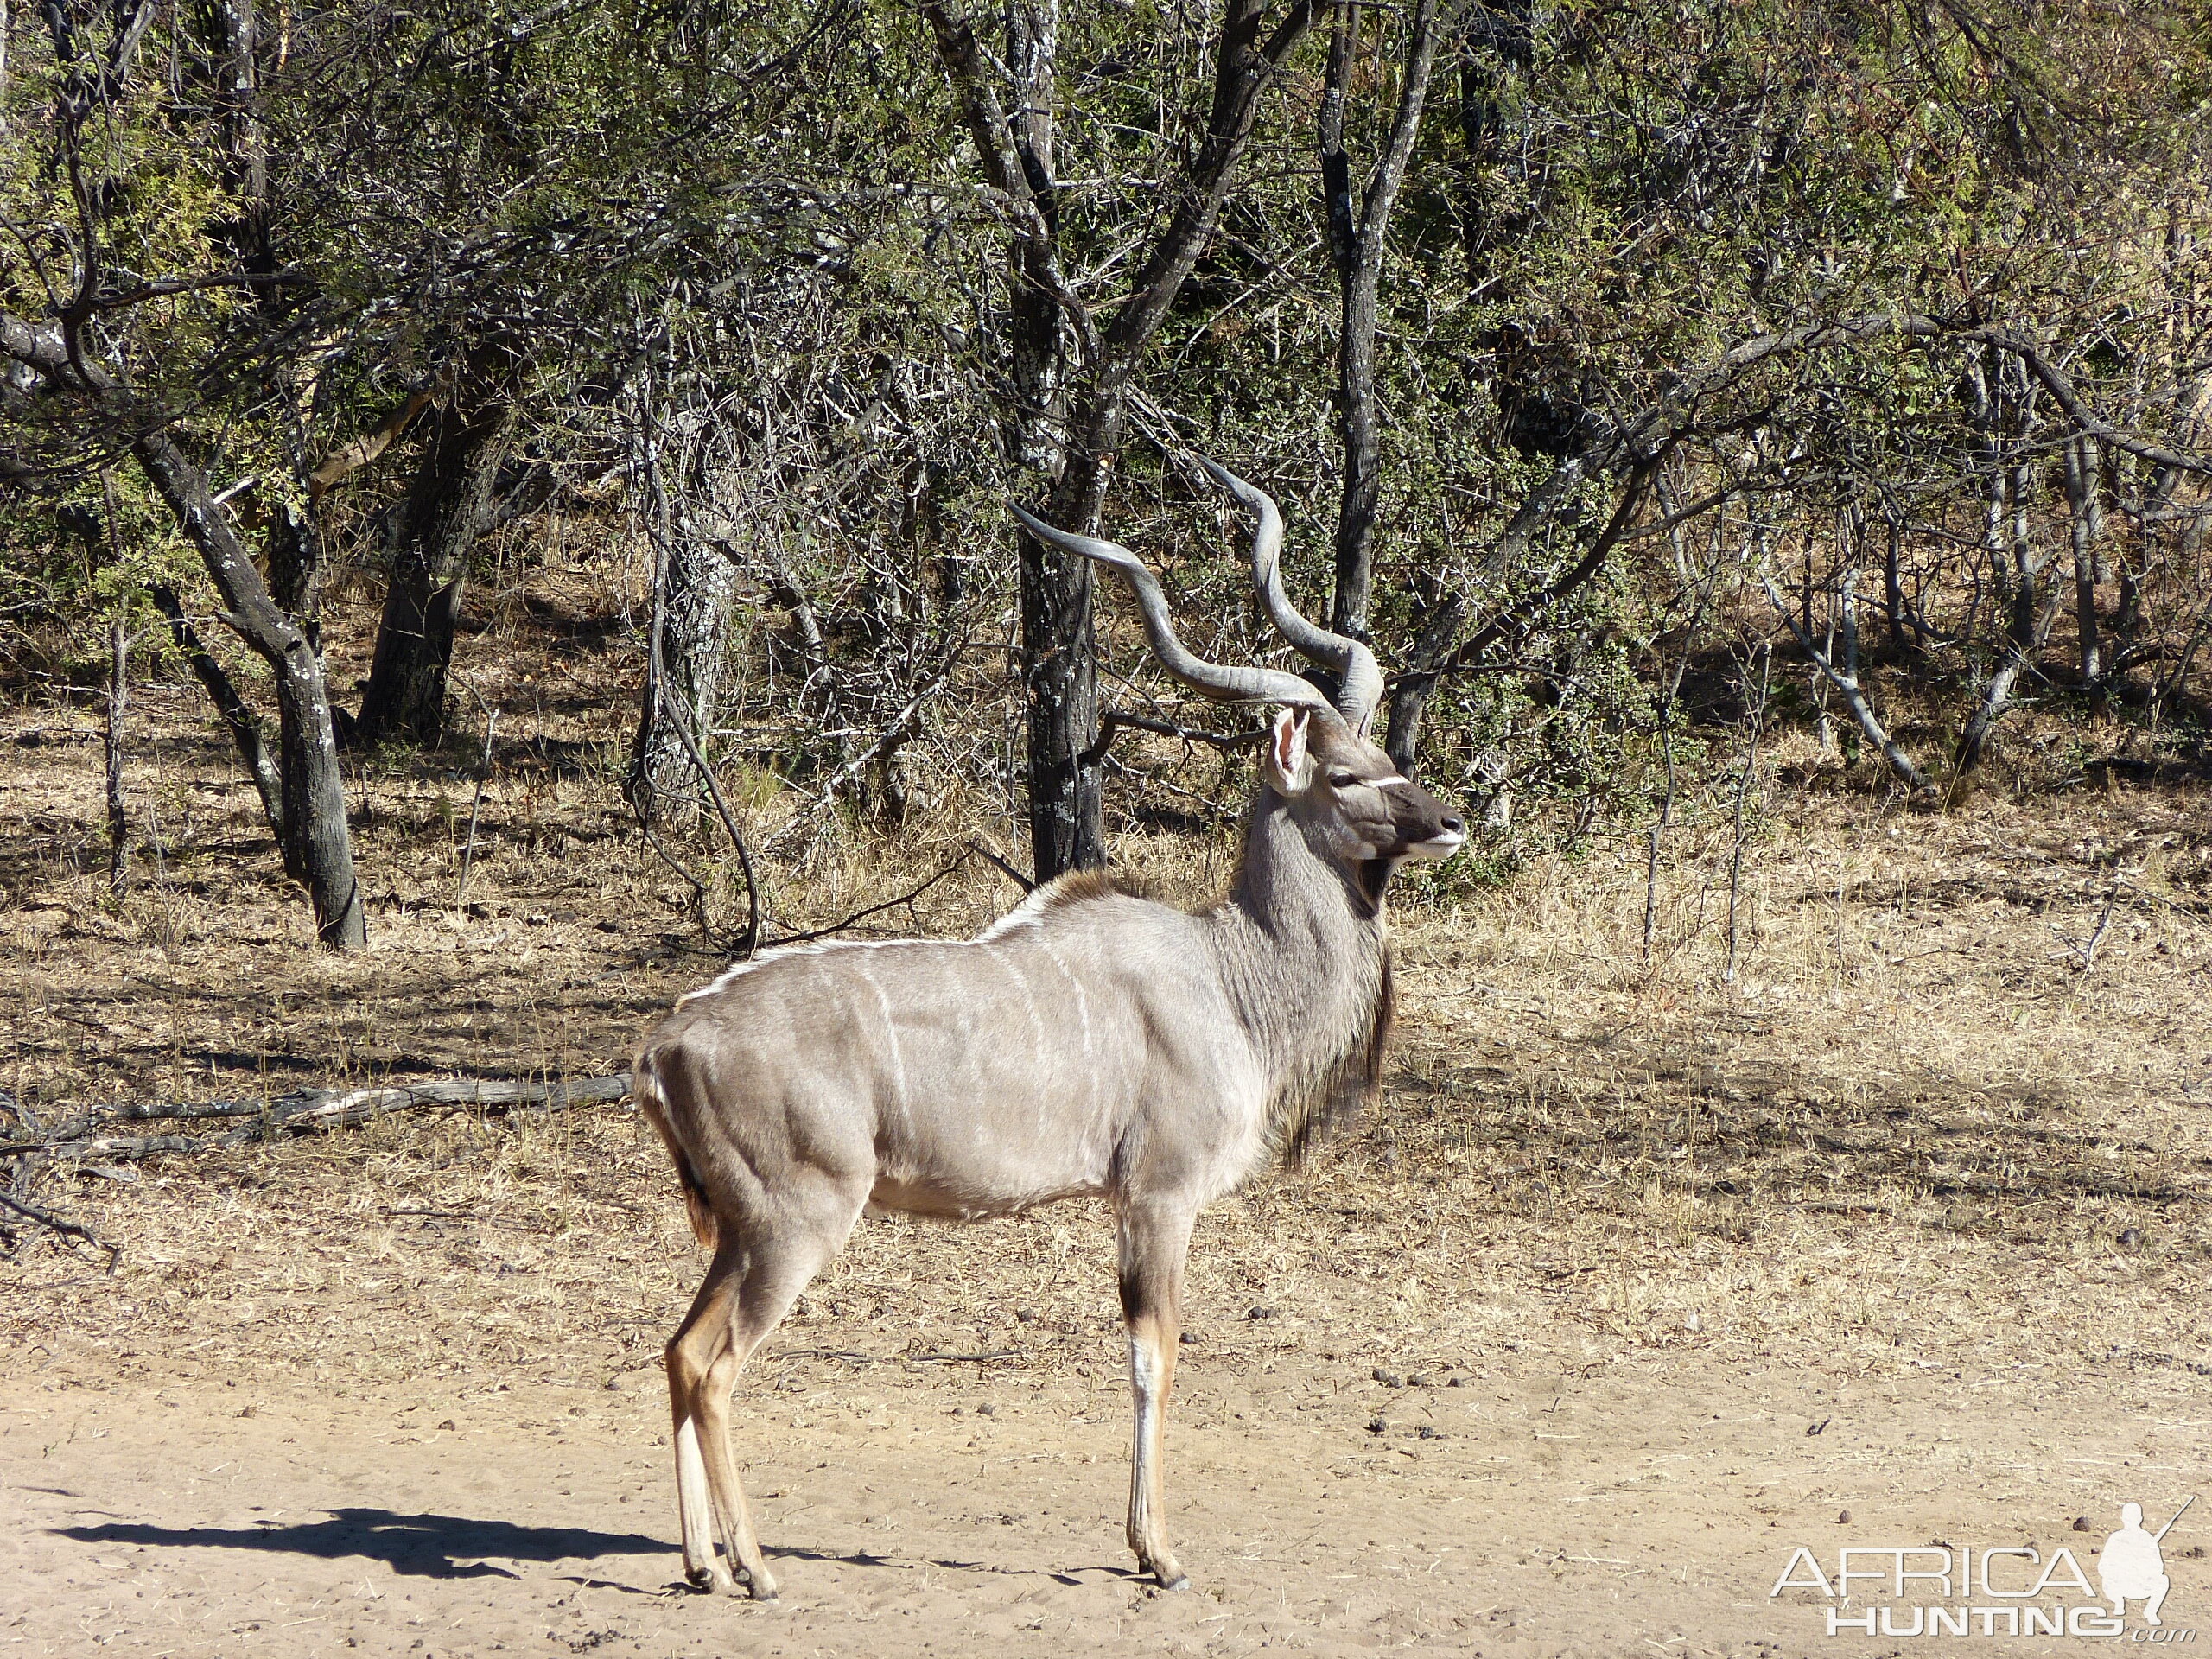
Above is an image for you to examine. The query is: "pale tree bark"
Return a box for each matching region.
[132,426,366,946]
[2149,204,2210,563]
[1960,344,2008,644]
[1955,649,2026,778]
[1957,347,2051,776]
[2063,434,2104,684]
[1003,0,1066,479]
[149,585,284,838]
[918,0,1318,880]
[632,537,740,824]
[200,0,270,275]
[105,617,129,895]
[1761,568,1929,790]
[628,374,741,827]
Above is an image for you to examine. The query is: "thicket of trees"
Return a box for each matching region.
[3,0,2208,950]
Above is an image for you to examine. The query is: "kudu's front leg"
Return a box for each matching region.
[1117,1201,1196,1590]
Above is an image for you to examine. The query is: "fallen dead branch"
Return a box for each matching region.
[0,1186,122,1271]
[2050,888,2121,974]
[906,1350,1023,1365]
[2,1072,635,1169]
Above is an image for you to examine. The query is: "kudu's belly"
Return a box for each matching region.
[860,1041,1128,1220]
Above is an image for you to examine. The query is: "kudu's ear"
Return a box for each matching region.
[1262,707,1314,794]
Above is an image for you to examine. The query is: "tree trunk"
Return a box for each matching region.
[150,585,285,842]
[131,428,365,947]
[1382,590,1466,775]
[1004,0,1066,478]
[632,523,739,825]
[264,499,324,641]
[199,0,327,657]
[359,397,515,746]
[1953,345,2036,776]
[200,0,271,278]
[105,618,130,895]
[1023,404,1116,876]
[1881,502,1914,657]
[1762,569,1929,790]
[1955,650,2026,777]
[999,0,1102,874]
[2008,450,2049,651]
[1961,346,2006,634]
[1319,4,1371,644]
[918,0,1316,880]
[1320,0,1442,646]
[2063,434,2102,684]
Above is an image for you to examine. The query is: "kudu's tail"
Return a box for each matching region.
[631,1048,721,1251]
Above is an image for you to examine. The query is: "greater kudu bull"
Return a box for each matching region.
[632,463,1463,1598]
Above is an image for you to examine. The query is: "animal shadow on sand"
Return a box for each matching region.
[563,1545,1137,1599]
[59,1510,671,1580]
[60,1512,1137,1594]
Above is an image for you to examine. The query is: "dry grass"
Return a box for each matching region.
[4,593,2210,1417]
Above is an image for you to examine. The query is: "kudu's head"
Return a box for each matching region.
[1013,463,1465,881]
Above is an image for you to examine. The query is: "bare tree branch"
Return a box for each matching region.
[0,1186,121,1271]
[1760,567,1931,790]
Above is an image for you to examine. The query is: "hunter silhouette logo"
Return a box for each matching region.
[2104,1498,2191,1629]
[1769,1496,2198,1641]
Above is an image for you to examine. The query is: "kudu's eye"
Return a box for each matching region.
[1327,771,1359,789]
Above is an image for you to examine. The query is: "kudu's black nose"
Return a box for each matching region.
[1440,815,1465,835]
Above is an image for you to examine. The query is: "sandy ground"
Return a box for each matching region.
[7,1326,2207,1658]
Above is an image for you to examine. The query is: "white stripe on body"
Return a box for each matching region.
[854,954,908,1120]
[1036,936,1096,1116]
[979,942,1047,1063]
[980,942,1054,1139]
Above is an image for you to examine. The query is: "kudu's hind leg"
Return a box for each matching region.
[666,1243,743,1592]
[1118,1202,1197,1591]
[677,1181,866,1600]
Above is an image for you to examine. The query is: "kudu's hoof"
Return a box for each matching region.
[685,1563,736,1596]
[736,1566,779,1601]
[1139,1555,1191,1592]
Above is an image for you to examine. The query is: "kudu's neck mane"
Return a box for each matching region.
[1213,791,1394,1159]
